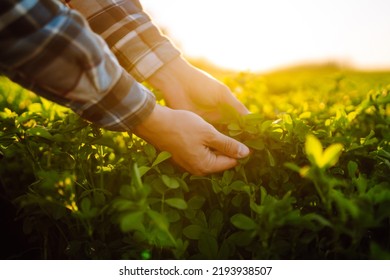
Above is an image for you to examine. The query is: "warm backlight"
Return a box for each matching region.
[142,0,390,71]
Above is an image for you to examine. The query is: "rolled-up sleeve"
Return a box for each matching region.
[0,0,155,131]
[64,0,181,82]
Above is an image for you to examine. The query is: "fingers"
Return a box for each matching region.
[207,127,250,159]
[202,151,239,175]
[190,131,249,176]
[172,119,250,176]
[135,105,249,176]
[187,146,243,176]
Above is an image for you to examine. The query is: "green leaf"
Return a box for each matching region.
[131,163,143,190]
[230,180,250,194]
[330,190,359,221]
[227,122,241,131]
[208,209,224,232]
[112,198,135,211]
[27,103,43,113]
[231,193,244,207]
[356,174,368,194]
[229,130,243,136]
[284,162,301,173]
[299,111,312,119]
[147,210,177,245]
[250,201,263,214]
[282,113,293,128]
[347,161,358,179]
[266,148,276,167]
[321,143,343,168]
[91,136,117,150]
[183,224,203,240]
[120,211,144,232]
[360,130,377,145]
[244,138,265,150]
[152,151,172,167]
[270,128,284,140]
[198,233,218,259]
[165,209,181,223]
[165,198,187,209]
[187,195,206,210]
[138,166,151,177]
[161,175,180,189]
[80,197,91,213]
[217,239,234,259]
[26,127,53,140]
[147,210,169,231]
[0,108,17,119]
[305,134,323,166]
[366,183,390,204]
[222,170,234,185]
[304,213,332,227]
[227,231,253,247]
[260,186,268,205]
[260,120,272,132]
[370,242,390,259]
[244,113,263,122]
[144,144,156,160]
[230,214,257,230]
[17,111,38,124]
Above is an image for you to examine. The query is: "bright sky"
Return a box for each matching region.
[141,0,390,72]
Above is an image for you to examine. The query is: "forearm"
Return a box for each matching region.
[146,56,192,93]
[0,0,155,131]
[65,0,181,81]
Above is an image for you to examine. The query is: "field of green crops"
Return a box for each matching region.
[1,63,390,259]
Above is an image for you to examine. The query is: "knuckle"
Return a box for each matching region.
[190,164,208,176]
[190,155,215,176]
[223,139,236,155]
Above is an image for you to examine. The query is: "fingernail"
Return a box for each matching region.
[238,145,250,158]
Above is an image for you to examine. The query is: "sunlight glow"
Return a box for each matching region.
[142,0,390,71]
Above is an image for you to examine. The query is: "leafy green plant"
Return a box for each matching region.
[1,65,390,260]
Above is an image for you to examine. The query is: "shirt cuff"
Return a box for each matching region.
[66,0,181,82]
[76,71,157,132]
[1,0,156,133]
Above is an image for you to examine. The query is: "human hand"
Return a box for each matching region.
[134,104,250,176]
[147,56,249,123]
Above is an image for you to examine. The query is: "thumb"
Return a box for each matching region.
[208,129,250,159]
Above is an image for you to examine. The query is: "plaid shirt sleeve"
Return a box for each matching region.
[0,0,156,132]
[63,0,181,82]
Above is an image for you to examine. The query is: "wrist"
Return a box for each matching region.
[133,104,171,139]
[146,56,191,94]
